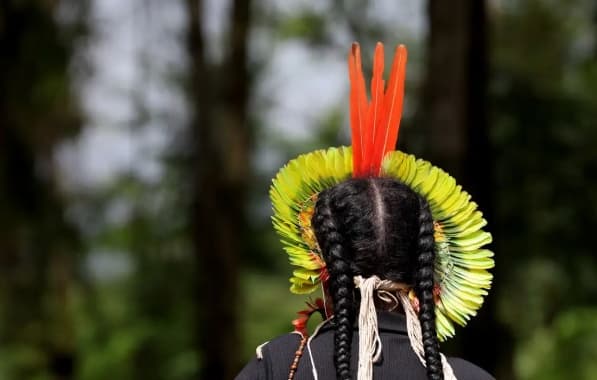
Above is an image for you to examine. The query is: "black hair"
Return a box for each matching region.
[311,177,443,380]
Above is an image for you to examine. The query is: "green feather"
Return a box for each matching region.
[271,147,352,295]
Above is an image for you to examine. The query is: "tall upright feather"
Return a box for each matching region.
[348,43,367,176]
[363,43,385,175]
[349,43,408,177]
[372,44,408,169]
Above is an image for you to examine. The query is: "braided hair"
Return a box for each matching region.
[311,192,355,380]
[311,177,443,380]
[416,196,443,380]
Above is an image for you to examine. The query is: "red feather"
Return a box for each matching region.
[373,44,408,171]
[348,43,408,178]
[362,43,384,176]
[348,43,367,176]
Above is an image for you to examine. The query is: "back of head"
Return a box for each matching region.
[311,177,443,380]
[313,177,420,282]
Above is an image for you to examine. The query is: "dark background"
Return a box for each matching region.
[1,0,596,379]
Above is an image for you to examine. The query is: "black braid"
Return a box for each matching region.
[312,194,354,380]
[415,197,444,380]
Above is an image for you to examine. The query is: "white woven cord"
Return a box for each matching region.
[397,292,457,380]
[354,275,384,380]
[306,317,333,380]
[354,275,457,380]
[255,340,270,359]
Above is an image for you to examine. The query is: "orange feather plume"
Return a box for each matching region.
[349,42,408,177]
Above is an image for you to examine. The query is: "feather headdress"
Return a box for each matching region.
[270,42,493,341]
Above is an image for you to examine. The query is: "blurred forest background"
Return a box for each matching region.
[1,0,597,379]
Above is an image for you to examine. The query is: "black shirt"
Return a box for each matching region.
[236,311,494,380]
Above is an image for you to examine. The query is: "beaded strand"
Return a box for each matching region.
[287,335,308,380]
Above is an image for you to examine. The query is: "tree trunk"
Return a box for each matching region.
[186,0,252,378]
[0,1,82,378]
[424,0,469,179]
[423,0,512,376]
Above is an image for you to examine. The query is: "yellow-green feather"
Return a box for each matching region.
[382,150,494,341]
[270,147,353,294]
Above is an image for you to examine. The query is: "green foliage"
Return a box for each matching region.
[240,272,307,360]
[515,307,597,380]
[74,281,198,380]
[278,10,328,45]
[492,0,597,378]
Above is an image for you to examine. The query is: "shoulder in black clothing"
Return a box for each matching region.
[236,329,496,380]
[447,357,495,380]
[235,333,302,380]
